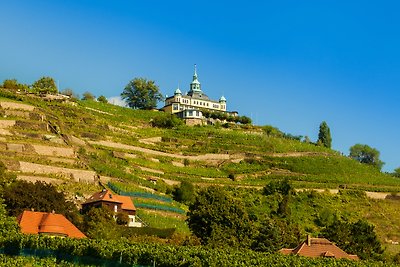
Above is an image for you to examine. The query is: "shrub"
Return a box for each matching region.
[151,113,183,128]
[97,95,108,103]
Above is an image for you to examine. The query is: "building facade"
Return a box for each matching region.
[82,189,142,227]
[162,65,228,122]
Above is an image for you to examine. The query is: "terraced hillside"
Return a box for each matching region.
[1,90,400,254]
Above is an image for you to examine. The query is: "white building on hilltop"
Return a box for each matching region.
[162,65,235,125]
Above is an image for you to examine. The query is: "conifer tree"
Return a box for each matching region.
[317,121,332,148]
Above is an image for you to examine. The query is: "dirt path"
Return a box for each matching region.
[84,107,113,115]
[268,152,333,157]
[89,140,231,161]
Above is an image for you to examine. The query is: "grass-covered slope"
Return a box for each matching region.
[1,89,400,255]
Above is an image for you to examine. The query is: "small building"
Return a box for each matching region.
[279,235,358,260]
[82,189,141,227]
[17,210,86,238]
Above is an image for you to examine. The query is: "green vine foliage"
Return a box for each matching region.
[0,234,396,266]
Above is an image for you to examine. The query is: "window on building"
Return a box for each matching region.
[173,104,178,110]
[188,111,193,116]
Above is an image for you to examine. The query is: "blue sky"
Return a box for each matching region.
[1,1,399,172]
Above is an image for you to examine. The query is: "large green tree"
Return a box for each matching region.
[186,186,254,247]
[349,144,384,170]
[322,218,383,259]
[121,78,163,110]
[317,121,332,148]
[2,181,80,226]
[32,76,58,94]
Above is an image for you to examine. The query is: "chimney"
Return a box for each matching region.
[307,235,311,246]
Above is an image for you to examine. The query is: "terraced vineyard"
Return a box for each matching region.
[1,89,400,262]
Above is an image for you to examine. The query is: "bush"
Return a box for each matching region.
[172,181,195,204]
[116,212,130,225]
[97,95,108,103]
[151,113,183,128]
[82,92,95,101]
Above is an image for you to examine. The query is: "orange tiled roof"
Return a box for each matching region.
[117,195,136,211]
[83,189,122,205]
[83,190,136,212]
[17,211,86,238]
[279,236,358,260]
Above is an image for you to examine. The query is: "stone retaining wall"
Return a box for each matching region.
[18,161,96,183]
[0,101,35,111]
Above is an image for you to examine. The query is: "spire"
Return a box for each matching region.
[190,64,201,92]
[193,64,198,81]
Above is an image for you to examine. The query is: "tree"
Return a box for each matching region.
[393,167,400,178]
[0,198,20,241]
[83,206,120,239]
[121,78,163,110]
[2,181,80,226]
[60,88,79,100]
[239,115,252,125]
[82,91,95,101]
[2,79,19,90]
[263,179,293,196]
[322,218,383,259]
[263,125,283,137]
[172,181,195,204]
[32,76,58,94]
[349,144,384,170]
[186,186,254,247]
[97,95,108,103]
[317,121,332,148]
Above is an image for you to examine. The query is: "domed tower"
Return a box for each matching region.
[219,95,227,111]
[174,87,182,97]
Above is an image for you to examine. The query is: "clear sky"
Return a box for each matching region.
[1,1,399,172]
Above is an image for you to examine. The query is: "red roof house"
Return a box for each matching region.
[280,236,358,260]
[82,189,141,227]
[17,210,86,238]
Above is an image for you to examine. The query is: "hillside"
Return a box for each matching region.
[1,89,400,260]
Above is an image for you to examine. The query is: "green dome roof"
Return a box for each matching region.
[219,96,226,102]
[174,88,182,95]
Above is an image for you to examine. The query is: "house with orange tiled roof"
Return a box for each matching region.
[279,235,358,260]
[17,210,86,238]
[82,189,141,227]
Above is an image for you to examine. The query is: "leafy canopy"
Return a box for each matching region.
[121,77,163,110]
[322,218,383,260]
[32,76,58,94]
[186,186,254,247]
[2,180,80,226]
[349,144,384,170]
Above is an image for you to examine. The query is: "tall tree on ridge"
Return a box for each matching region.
[121,77,163,110]
[317,121,332,148]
